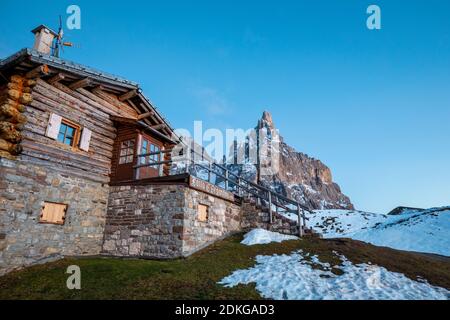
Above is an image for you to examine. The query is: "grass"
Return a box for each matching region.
[0,234,449,299]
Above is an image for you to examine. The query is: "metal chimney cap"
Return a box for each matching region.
[31,25,58,37]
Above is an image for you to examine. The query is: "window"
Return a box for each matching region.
[139,139,160,165]
[119,139,135,164]
[57,120,80,147]
[197,204,209,222]
[40,202,68,225]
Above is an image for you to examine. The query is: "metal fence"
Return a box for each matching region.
[135,147,310,236]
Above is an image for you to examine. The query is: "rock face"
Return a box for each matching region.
[231,111,354,210]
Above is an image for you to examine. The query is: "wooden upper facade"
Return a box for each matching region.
[0,48,178,184]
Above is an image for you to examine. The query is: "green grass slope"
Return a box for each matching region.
[0,234,449,300]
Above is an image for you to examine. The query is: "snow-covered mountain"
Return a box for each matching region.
[297,207,450,257]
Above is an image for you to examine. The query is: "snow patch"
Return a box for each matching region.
[241,229,298,246]
[219,250,450,300]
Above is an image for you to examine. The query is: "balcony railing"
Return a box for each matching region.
[135,147,310,236]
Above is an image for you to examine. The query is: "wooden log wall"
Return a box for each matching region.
[0,75,35,159]
[10,76,139,183]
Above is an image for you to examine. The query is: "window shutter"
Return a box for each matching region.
[198,204,209,222]
[79,128,92,152]
[40,202,67,225]
[45,113,62,140]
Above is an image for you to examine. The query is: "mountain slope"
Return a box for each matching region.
[298,207,450,257]
[348,207,450,256]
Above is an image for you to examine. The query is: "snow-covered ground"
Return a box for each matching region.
[219,250,450,300]
[220,209,450,300]
[241,229,298,246]
[281,207,450,257]
[347,207,450,256]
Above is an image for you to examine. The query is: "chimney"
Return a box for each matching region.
[31,25,58,55]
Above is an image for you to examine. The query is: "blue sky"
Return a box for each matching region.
[1,0,449,213]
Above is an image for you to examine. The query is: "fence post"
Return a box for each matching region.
[237,177,242,197]
[302,210,307,230]
[225,169,229,191]
[208,163,212,183]
[158,162,163,177]
[297,206,304,237]
[268,191,273,224]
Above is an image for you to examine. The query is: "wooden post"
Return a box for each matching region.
[150,124,166,130]
[237,177,242,197]
[158,150,164,177]
[224,169,229,191]
[208,163,212,183]
[68,77,91,90]
[302,210,307,231]
[268,191,273,224]
[118,89,137,101]
[47,73,65,85]
[137,111,154,120]
[185,147,190,174]
[297,206,304,237]
[25,64,49,79]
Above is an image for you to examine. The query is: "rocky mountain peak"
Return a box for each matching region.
[260,111,275,129]
[230,111,354,210]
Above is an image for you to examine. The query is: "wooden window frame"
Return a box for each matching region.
[57,118,81,149]
[139,137,161,166]
[197,204,209,222]
[119,139,136,165]
[39,202,68,226]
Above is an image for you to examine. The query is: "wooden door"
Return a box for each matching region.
[114,137,137,181]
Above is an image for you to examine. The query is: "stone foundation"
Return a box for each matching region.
[183,188,241,255]
[1,159,300,275]
[102,183,242,258]
[0,157,109,275]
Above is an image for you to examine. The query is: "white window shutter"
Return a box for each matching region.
[45,113,62,140]
[79,128,92,152]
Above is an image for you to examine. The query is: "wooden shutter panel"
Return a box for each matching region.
[45,113,62,140]
[198,204,209,222]
[40,202,67,225]
[79,128,92,151]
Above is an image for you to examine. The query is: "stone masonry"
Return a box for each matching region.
[183,188,241,255]
[241,200,299,235]
[0,157,109,275]
[102,183,242,258]
[1,158,300,275]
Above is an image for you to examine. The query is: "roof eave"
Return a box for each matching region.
[0,48,179,141]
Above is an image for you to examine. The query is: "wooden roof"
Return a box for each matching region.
[0,48,177,141]
[110,116,176,144]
